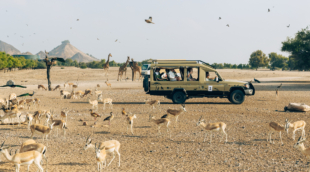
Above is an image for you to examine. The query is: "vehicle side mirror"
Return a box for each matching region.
[216,77,219,82]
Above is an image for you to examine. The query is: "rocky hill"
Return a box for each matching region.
[0,40,20,55]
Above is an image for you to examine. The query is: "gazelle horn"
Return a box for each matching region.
[298,136,302,142]
[1,141,5,147]
[198,116,202,121]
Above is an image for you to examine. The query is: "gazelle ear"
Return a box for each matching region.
[100,146,106,150]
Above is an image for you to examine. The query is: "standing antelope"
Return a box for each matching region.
[84,136,121,167]
[25,98,35,109]
[88,97,98,110]
[68,82,74,88]
[150,116,171,139]
[19,139,48,169]
[61,109,70,122]
[25,113,34,130]
[126,114,137,135]
[0,141,44,172]
[294,136,310,172]
[196,116,227,144]
[95,143,107,171]
[30,122,55,141]
[285,119,306,140]
[34,98,40,107]
[105,81,111,87]
[162,104,186,126]
[94,89,102,99]
[38,85,47,90]
[267,121,285,145]
[49,114,68,137]
[145,100,160,109]
[99,96,112,110]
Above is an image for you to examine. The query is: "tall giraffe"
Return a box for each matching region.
[103,53,112,77]
[117,56,130,81]
[129,58,142,81]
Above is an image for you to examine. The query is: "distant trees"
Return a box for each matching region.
[268,52,288,70]
[281,27,310,70]
[0,52,38,70]
[249,50,270,70]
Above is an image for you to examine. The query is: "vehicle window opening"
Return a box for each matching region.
[153,68,183,81]
[187,67,199,81]
[205,71,217,81]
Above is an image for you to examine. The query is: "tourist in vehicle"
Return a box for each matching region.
[187,68,197,81]
[206,71,216,81]
[154,68,164,81]
[168,69,178,81]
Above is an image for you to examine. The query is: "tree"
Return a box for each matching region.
[281,27,310,70]
[249,50,270,70]
[268,52,288,70]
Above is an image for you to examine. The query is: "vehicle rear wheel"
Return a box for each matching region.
[229,90,245,104]
[172,91,186,104]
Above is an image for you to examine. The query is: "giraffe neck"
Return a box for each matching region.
[106,56,110,64]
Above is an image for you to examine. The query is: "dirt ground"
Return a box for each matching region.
[1,67,310,171]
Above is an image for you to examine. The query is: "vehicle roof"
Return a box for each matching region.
[149,60,217,72]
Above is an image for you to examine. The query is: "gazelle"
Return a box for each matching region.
[34,98,40,107]
[126,114,137,135]
[33,110,45,124]
[49,113,68,137]
[30,122,55,141]
[88,97,98,110]
[150,116,171,139]
[72,83,79,89]
[145,100,160,109]
[68,82,74,88]
[19,139,48,168]
[99,96,112,110]
[162,104,186,126]
[0,105,21,124]
[9,93,17,100]
[74,90,84,99]
[196,116,227,144]
[25,113,34,130]
[94,89,102,99]
[25,98,35,110]
[105,81,111,87]
[83,89,92,98]
[53,85,61,91]
[38,85,47,90]
[267,121,285,145]
[284,119,306,140]
[0,141,44,172]
[60,90,70,99]
[61,108,70,122]
[84,136,121,167]
[95,143,107,171]
[294,136,310,172]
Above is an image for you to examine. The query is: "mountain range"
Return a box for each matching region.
[0,40,98,62]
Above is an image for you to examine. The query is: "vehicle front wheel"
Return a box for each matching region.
[172,91,186,104]
[229,90,245,104]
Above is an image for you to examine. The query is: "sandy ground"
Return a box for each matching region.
[0,67,310,171]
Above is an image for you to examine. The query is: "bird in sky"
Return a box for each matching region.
[77,19,79,21]
[287,24,290,28]
[268,9,270,12]
[97,38,99,40]
[7,35,9,37]
[26,24,28,26]
[115,39,118,42]
[0,84,26,88]
[145,16,154,24]
[226,24,229,27]
[219,17,221,20]
[70,27,72,29]
[17,91,35,97]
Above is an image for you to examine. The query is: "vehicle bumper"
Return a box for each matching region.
[244,89,253,95]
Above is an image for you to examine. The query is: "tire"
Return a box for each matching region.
[143,76,149,92]
[172,91,186,104]
[229,90,245,104]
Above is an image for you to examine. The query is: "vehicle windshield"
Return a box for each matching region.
[142,65,149,70]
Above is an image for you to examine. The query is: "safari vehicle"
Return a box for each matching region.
[141,64,151,77]
[143,60,255,104]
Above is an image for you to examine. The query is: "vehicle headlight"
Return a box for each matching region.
[244,83,249,89]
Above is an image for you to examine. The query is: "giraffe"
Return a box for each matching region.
[129,58,142,81]
[103,53,112,77]
[117,56,130,81]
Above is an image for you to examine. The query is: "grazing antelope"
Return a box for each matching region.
[72,83,79,89]
[74,90,84,99]
[95,143,107,171]
[19,139,48,168]
[84,136,121,167]
[83,89,92,98]
[30,122,55,141]
[18,99,25,106]
[61,109,70,122]
[38,85,47,90]
[145,100,160,109]
[0,141,44,172]
[34,98,40,107]
[99,96,112,110]
[162,104,186,126]
[33,110,45,124]
[267,121,285,145]
[105,81,111,87]
[90,109,101,120]
[68,82,74,88]
[25,98,35,109]
[126,114,137,135]
[103,112,114,126]
[60,90,70,99]
[196,116,227,144]
[150,116,171,139]
[294,136,310,172]
[88,97,98,110]
[285,119,306,140]
[53,85,61,91]
[94,89,102,100]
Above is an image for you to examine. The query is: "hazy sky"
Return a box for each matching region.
[1,0,309,63]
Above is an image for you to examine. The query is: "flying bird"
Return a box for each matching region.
[145,16,154,24]
[115,39,118,42]
[17,91,35,97]
[70,27,72,29]
[226,24,229,27]
[277,83,282,89]
[254,78,260,83]
[0,84,26,88]
[219,17,221,20]
[7,35,9,37]
[268,9,270,12]
[77,19,79,21]
[26,24,28,26]
[287,24,290,28]
[97,38,99,40]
